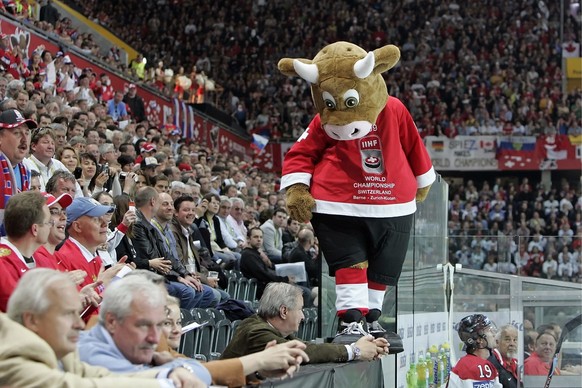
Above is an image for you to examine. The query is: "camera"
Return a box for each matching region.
[73,167,82,179]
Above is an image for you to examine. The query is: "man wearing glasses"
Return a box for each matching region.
[0,191,53,311]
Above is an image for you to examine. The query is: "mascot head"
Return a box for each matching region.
[278,41,400,141]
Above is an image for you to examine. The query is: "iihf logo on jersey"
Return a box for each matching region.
[359,135,384,174]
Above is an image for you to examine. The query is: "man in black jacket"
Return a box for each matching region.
[123,84,145,123]
[131,186,214,309]
[288,228,319,288]
[240,227,312,306]
[240,227,288,299]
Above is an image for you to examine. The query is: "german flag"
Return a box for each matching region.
[431,140,444,152]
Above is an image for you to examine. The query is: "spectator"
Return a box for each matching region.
[106,91,129,122]
[170,180,186,201]
[542,253,558,279]
[222,282,387,364]
[152,174,170,194]
[0,109,37,194]
[524,331,559,376]
[260,207,287,263]
[123,84,145,123]
[33,192,73,268]
[132,187,214,310]
[93,191,135,267]
[161,294,308,384]
[557,254,576,281]
[29,170,42,191]
[488,324,520,388]
[45,169,80,198]
[171,195,228,297]
[216,197,244,252]
[155,192,219,306]
[2,268,186,387]
[141,156,160,180]
[194,192,239,269]
[55,196,114,291]
[0,191,52,311]
[77,275,211,384]
[524,330,538,360]
[288,228,319,288]
[282,217,301,245]
[226,196,247,246]
[240,227,288,299]
[23,126,68,191]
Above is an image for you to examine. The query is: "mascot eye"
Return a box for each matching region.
[342,89,360,109]
[322,92,336,109]
[345,97,358,108]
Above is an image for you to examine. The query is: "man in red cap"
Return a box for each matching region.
[33,191,73,268]
[134,141,156,165]
[0,191,54,311]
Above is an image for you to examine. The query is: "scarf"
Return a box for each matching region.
[0,154,16,209]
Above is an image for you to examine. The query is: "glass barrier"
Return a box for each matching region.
[447,234,581,283]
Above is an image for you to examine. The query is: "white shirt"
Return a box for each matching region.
[23,155,68,192]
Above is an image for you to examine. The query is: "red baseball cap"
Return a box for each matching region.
[0,109,37,130]
[140,142,157,153]
[42,192,73,208]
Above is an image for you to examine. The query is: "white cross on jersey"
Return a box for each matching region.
[297,127,310,142]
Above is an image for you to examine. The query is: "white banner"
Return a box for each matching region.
[425,136,498,171]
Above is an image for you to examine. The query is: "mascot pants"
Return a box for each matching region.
[311,213,413,286]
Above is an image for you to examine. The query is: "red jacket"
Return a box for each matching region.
[0,242,31,311]
[55,239,102,289]
[281,97,435,218]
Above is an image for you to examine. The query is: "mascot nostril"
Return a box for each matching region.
[279,41,435,348]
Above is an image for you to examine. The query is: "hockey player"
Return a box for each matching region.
[447,314,503,388]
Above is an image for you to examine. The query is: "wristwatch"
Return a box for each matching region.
[350,342,361,360]
[179,363,195,374]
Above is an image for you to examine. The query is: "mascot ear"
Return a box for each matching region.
[278,58,318,84]
[372,44,401,74]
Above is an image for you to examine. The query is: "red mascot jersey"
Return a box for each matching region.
[281,97,435,218]
[447,354,502,388]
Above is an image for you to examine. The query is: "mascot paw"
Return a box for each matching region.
[285,183,315,222]
[415,185,431,203]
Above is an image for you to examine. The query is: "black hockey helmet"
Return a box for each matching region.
[458,314,496,350]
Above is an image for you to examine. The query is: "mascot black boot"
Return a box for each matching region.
[332,308,368,344]
[366,308,404,354]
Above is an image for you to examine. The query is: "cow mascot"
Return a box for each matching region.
[279,42,435,349]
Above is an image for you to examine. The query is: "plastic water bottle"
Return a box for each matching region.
[437,348,446,387]
[417,351,428,388]
[427,346,437,387]
[442,342,451,377]
[406,353,418,388]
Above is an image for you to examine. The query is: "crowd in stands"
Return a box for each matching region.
[46,0,581,141]
[0,0,579,282]
[448,175,582,283]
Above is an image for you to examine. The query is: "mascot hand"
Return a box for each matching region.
[285,183,315,222]
[416,185,432,203]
